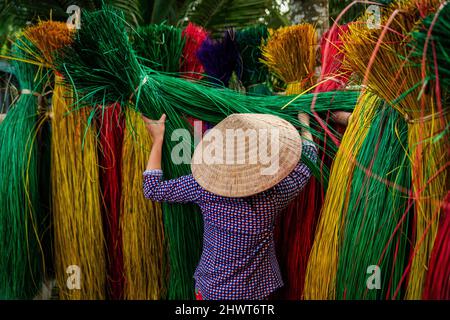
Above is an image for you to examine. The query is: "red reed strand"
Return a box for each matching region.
[181,23,208,80]
[98,103,125,299]
[423,192,450,299]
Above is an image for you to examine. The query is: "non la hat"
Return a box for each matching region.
[191,113,302,197]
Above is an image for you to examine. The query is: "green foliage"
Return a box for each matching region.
[185,0,272,37]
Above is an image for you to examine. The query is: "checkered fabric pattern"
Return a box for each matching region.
[143,141,317,300]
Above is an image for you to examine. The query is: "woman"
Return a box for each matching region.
[142,112,317,300]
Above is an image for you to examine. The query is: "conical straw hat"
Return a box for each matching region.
[191,113,302,197]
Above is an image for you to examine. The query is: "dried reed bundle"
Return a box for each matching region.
[121,108,166,299]
[423,192,450,299]
[341,0,447,299]
[181,23,208,80]
[304,92,380,299]
[25,20,107,299]
[235,25,270,95]
[261,24,317,94]
[97,103,124,299]
[133,23,184,73]
[336,107,411,299]
[52,7,359,297]
[0,37,45,299]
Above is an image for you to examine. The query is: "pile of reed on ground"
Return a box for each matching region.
[0,37,46,299]
[97,102,124,299]
[121,108,166,299]
[336,107,411,300]
[304,92,380,299]
[235,25,271,95]
[133,23,184,73]
[423,191,450,299]
[25,20,107,299]
[341,0,448,299]
[180,23,208,80]
[196,29,239,87]
[261,24,317,94]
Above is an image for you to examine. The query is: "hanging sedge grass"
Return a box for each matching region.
[97,103,124,299]
[341,0,448,299]
[133,23,185,73]
[25,21,107,299]
[197,29,240,87]
[411,2,450,90]
[131,22,203,299]
[303,92,380,299]
[423,192,450,299]
[181,23,208,80]
[261,24,317,94]
[52,8,360,298]
[121,108,166,299]
[235,25,271,95]
[52,74,106,299]
[336,107,411,300]
[0,37,46,299]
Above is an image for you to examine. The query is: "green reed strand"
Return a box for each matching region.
[235,25,271,95]
[0,38,46,299]
[133,23,185,73]
[336,106,411,300]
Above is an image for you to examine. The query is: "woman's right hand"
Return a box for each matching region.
[298,112,310,126]
[142,114,166,143]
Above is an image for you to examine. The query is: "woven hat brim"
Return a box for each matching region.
[191,114,302,197]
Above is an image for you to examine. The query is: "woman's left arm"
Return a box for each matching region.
[142,114,202,204]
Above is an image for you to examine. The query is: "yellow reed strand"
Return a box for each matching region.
[341,0,446,299]
[261,24,317,90]
[52,75,106,299]
[121,109,166,299]
[303,92,379,299]
[406,112,449,299]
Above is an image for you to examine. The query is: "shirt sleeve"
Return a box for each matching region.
[272,141,318,210]
[143,169,203,204]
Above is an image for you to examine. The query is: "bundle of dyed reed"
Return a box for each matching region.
[341,0,448,299]
[304,92,380,299]
[412,1,450,90]
[121,108,166,299]
[235,25,270,95]
[25,20,107,299]
[181,23,208,80]
[132,21,203,299]
[423,192,450,299]
[97,103,124,299]
[0,37,45,299]
[261,24,317,94]
[336,107,411,300]
[197,29,239,87]
[52,9,361,299]
[317,24,351,92]
[133,23,184,73]
[53,7,360,182]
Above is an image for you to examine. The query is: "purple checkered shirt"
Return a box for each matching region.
[143,141,317,300]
